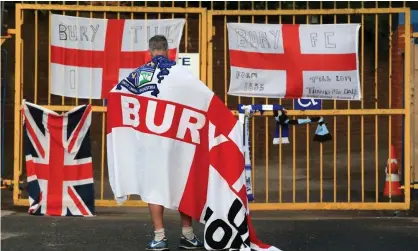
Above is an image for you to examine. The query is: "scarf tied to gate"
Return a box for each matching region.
[272,108,332,144]
[238,104,332,145]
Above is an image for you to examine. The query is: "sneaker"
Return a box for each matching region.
[178,235,204,250]
[146,238,169,251]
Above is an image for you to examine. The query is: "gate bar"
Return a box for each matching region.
[12,199,410,210]
[16,4,204,13]
[13,4,22,203]
[210,8,409,15]
[404,10,411,206]
[19,105,408,115]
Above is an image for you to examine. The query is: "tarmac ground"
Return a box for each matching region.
[2,203,418,251]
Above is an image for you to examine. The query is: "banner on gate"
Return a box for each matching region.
[227,23,361,100]
[50,14,185,99]
[177,53,200,79]
[23,101,94,216]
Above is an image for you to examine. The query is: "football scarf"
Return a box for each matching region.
[238,104,332,145]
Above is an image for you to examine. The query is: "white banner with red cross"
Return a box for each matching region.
[50,14,185,99]
[227,23,361,100]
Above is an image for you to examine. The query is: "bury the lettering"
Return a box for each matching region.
[58,23,100,43]
[90,24,99,42]
[120,96,205,144]
[234,28,281,49]
[80,26,88,41]
[121,96,140,127]
[176,109,206,144]
[248,31,258,48]
[59,24,67,40]
[269,30,281,49]
[258,31,270,48]
[68,25,78,41]
[235,29,247,48]
[146,100,175,134]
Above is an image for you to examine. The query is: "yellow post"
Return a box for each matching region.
[201,10,208,85]
[404,9,411,207]
[13,4,23,203]
[388,1,393,199]
[207,12,213,90]
[361,1,365,202]
[374,2,380,202]
[222,2,228,104]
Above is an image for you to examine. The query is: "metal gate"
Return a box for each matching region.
[12,3,207,207]
[12,3,412,210]
[207,7,411,210]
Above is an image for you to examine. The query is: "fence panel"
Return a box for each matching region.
[12,2,207,207]
[12,2,412,210]
[207,7,411,210]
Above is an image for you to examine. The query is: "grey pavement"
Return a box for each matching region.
[1,206,418,251]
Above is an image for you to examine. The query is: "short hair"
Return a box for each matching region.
[148,35,168,51]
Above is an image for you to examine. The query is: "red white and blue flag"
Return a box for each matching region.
[23,101,94,216]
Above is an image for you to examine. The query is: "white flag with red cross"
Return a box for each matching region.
[227,23,361,100]
[50,14,185,99]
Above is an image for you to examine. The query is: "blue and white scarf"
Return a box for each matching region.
[238,104,332,145]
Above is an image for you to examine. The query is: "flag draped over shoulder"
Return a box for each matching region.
[106,56,282,251]
[22,101,94,216]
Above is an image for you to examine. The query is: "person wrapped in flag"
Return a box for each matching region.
[107,35,283,251]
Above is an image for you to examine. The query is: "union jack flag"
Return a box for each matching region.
[22,101,95,216]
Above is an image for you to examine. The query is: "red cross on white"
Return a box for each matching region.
[227,23,361,100]
[50,14,185,100]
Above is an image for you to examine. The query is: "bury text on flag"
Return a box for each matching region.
[50,14,185,99]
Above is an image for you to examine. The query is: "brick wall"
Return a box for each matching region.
[391,25,412,169]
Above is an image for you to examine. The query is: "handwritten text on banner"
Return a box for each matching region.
[227,23,361,100]
[50,14,185,99]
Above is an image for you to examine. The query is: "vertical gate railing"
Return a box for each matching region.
[208,7,411,210]
[12,2,412,210]
[12,3,207,207]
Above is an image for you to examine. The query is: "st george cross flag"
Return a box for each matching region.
[50,14,185,99]
[22,101,94,216]
[107,56,282,250]
[227,23,361,100]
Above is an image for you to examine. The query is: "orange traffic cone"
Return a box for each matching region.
[383,145,403,199]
